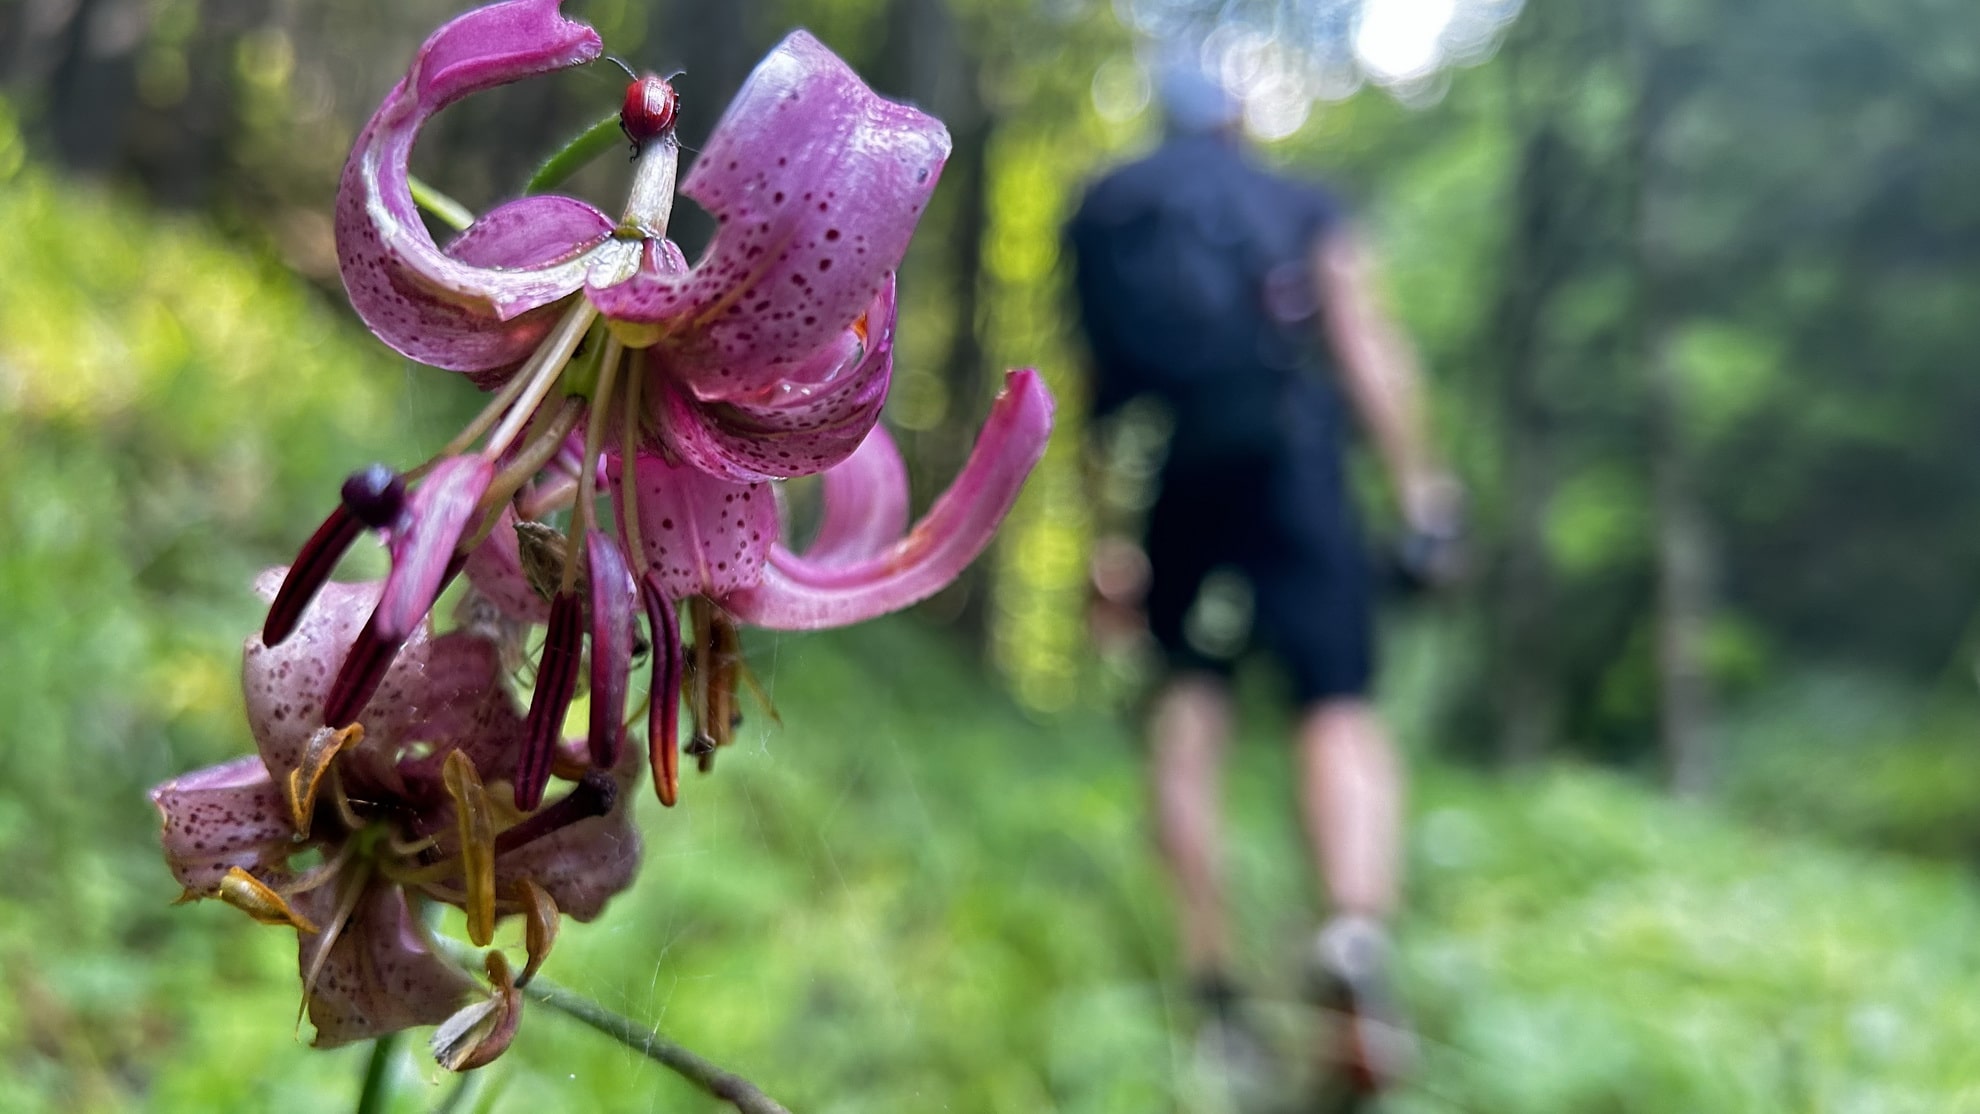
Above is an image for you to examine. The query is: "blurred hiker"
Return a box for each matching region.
[1066,66,1462,1095]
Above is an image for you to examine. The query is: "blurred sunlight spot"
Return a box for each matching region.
[1090,56,1151,123]
[1354,0,1457,84]
[1243,62,1315,140]
[887,365,949,432]
[146,653,234,720]
[1114,0,1522,127]
[235,29,296,92]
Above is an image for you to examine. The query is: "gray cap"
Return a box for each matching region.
[1158,65,1241,136]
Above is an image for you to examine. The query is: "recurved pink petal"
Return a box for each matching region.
[725,370,1054,629]
[337,0,631,372]
[389,632,527,789]
[151,757,296,894]
[801,423,910,566]
[650,280,896,482]
[615,452,779,601]
[299,882,476,1049]
[587,31,948,394]
[378,456,494,643]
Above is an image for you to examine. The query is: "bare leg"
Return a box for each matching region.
[1295,699,1402,919]
[1149,673,1236,975]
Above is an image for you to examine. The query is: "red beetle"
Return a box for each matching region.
[620,73,679,150]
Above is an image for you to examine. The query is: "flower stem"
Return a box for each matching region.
[354,1030,402,1114]
[430,1070,479,1114]
[520,971,794,1114]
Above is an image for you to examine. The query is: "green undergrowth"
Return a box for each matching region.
[8,162,1980,1112]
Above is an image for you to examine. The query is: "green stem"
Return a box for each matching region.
[355,1030,403,1114]
[407,176,475,233]
[431,938,791,1113]
[526,111,625,195]
[521,972,795,1114]
[430,1070,479,1114]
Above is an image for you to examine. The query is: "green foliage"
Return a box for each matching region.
[0,156,460,1113]
[1720,668,1980,860]
[1403,765,1980,1113]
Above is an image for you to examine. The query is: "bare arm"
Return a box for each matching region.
[1314,228,1460,536]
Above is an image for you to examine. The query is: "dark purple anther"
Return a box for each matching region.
[641,574,683,807]
[264,506,362,647]
[340,464,406,529]
[586,531,637,769]
[266,466,405,648]
[322,614,396,728]
[516,591,584,811]
[320,555,462,728]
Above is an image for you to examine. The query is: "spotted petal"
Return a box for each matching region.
[337,0,632,372]
[725,370,1053,629]
[588,31,948,396]
[298,881,477,1049]
[653,280,897,481]
[150,757,296,894]
[616,452,779,601]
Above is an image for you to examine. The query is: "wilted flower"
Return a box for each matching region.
[152,573,639,1060]
[265,0,1054,808]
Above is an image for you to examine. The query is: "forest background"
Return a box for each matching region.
[6,0,1980,1109]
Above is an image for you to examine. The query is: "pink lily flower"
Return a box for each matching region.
[262,0,1054,807]
[339,0,943,483]
[152,572,640,1061]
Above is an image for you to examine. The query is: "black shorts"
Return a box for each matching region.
[1143,446,1373,704]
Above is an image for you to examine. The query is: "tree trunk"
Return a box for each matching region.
[1632,13,1714,795]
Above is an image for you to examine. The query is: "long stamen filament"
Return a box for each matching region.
[470,397,585,545]
[519,473,581,521]
[279,838,363,899]
[564,336,625,595]
[619,353,648,574]
[441,345,558,461]
[484,301,599,460]
[299,860,375,1019]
